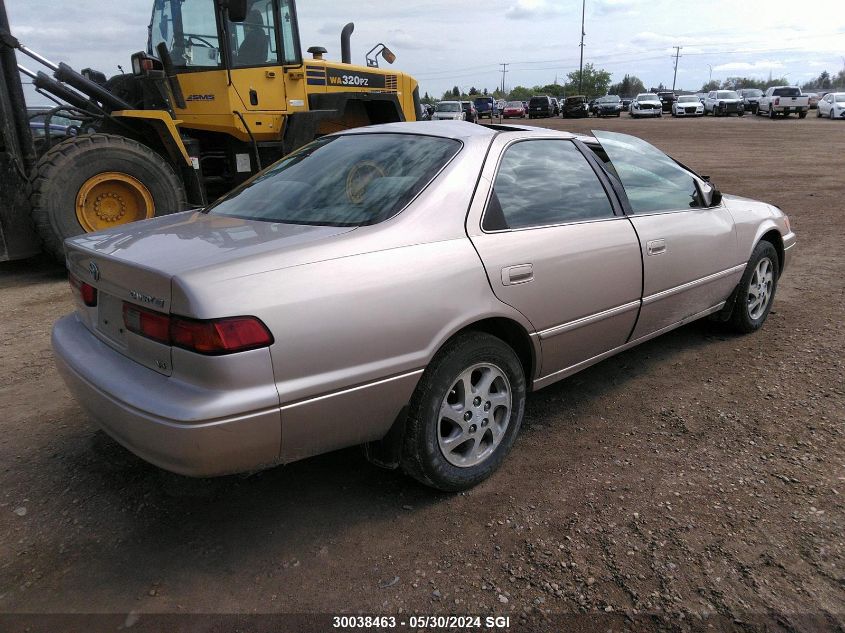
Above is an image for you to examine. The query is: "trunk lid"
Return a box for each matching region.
[65,211,355,375]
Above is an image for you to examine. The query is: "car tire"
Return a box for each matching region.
[798,111,807,119]
[769,107,776,119]
[816,107,821,118]
[831,109,836,120]
[738,111,744,117]
[727,240,779,334]
[401,332,526,492]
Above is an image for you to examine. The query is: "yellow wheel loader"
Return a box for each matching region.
[0,0,421,262]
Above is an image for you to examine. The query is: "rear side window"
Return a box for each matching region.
[773,87,801,97]
[208,134,461,226]
[483,140,614,231]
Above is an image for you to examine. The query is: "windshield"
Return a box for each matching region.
[506,101,523,108]
[717,91,739,99]
[637,94,657,100]
[598,96,620,103]
[436,102,461,112]
[677,96,698,103]
[208,134,461,226]
[836,94,845,103]
[150,0,221,67]
[742,89,763,97]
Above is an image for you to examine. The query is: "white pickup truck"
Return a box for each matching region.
[757,86,810,119]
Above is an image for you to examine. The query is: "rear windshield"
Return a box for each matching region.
[436,102,460,112]
[208,134,461,227]
[716,91,739,99]
[741,89,763,97]
[773,87,801,97]
[529,97,549,106]
[474,98,492,106]
[506,101,523,107]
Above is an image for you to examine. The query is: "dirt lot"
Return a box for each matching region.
[1,114,843,632]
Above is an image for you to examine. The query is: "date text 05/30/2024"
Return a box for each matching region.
[332,615,511,629]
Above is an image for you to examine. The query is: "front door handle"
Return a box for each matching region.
[501,263,534,285]
[647,239,666,256]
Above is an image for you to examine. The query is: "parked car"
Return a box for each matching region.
[528,95,554,118]
[621,97,633,111]
[592,95,623,117]
[502,101,526,118]
[738,88,763,114]
[817,92,845,119]
[562,95,590,118]
[671,95,704,117]
[657,91,676,113]
[474,96,497,119]
[704,90,745,117]
[695,93,708,103]
[52,121,795,491]
[462,101,479,124]
[432,100,466,121]
[757,86,809,119]
[628,93,662,117]
[805,93,818,109]
[550,98,560,116]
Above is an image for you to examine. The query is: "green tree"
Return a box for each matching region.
[452,86,460,98]
[802,70,832,90]
[507,85,533,101]
[469,86,479,95]
[563,63,611,99]
[701,79,719,92]
[608,74,645,97]
[482,87,489,96]
[540,83,566,98]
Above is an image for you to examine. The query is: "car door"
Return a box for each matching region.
[592,131,741,340]
[466,135,643,381]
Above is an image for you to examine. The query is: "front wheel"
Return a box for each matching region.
[401,332,526,491]
[728,241,779,334]
[798,111,807,119]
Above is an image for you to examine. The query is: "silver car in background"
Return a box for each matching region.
[705,90,745,116]
[629,93,662,117]
[53,122,795,491]
[431,100,465,121]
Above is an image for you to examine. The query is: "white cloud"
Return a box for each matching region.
[505,0,564,20]
[592,0,639,16]
[713,60,785,71]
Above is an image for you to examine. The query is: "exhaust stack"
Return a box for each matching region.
[340,23,354,64]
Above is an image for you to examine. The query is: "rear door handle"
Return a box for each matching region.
[501,264,534,285]
[647,239,666,256]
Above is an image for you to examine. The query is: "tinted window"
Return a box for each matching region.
[230,2,280,67]
[483,140,614,231]
[529,97,549,106]
[209,134,461,226]
[773,87,801,97]
[593,131,706,214]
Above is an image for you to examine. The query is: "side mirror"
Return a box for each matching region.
[381,46,396,65]
[695,179,722,207]
[222,0,248,23]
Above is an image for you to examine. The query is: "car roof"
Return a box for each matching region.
[342,121,576,142]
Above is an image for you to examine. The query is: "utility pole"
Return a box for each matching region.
[578,0,586,94]
[671,46,682,92]
[499,63,509,95]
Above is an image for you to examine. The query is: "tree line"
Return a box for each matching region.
[420,67,845,105]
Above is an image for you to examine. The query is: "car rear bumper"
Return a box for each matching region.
[52,314,282,477]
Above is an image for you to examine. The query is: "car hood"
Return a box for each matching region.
[66,211,357,278]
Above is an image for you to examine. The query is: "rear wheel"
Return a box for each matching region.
[30,134,186,262]
[401,332,526,491]
[769,107,776,119]
[798,111,807,119]
[832,109,836,120]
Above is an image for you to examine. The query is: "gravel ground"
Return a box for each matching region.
[0,114,843,632]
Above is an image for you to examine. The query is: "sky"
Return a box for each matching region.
[6,0,845,106]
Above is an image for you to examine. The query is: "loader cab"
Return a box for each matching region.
[146,0,303,121]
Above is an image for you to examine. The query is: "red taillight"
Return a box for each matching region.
[123,303,170,344]
[68,273,97,307]
[774,98,780,106]
[122,303,273,355]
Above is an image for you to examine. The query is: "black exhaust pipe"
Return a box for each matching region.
[341,23,354,64]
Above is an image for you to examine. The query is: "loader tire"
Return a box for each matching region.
[29,134,187,262]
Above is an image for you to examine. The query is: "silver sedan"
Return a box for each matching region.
[53,122,796,491]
